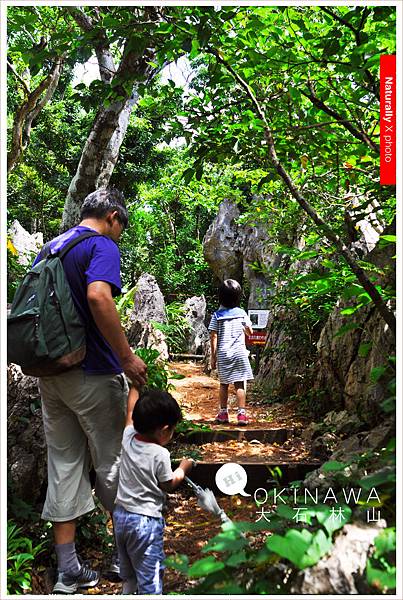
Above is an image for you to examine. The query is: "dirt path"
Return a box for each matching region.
[33,361,314,595]
[170,361,308,429]
[169,362,314,464]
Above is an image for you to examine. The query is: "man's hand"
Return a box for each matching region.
[121,353,147,388]
[87,281,148,387]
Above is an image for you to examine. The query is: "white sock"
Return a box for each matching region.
[238,408,246,414]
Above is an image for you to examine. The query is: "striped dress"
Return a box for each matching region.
[208,306,254,384]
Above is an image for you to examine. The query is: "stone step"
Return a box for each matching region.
[175,461,320,495]
[178,428,291,444]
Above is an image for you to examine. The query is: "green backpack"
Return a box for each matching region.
[7,231,100,377]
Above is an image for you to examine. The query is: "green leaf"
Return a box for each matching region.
[315,504,352,536]
[340,305,361,315]
[321,460,348,473]
[333,322,361,338]
[358,342,372,358]
[366,560,396,591]
[298,250,318,260]
[370,366,387,383]
[164,553,189,574]
[373,528,396,558]
[202,530,249,554]
[359,469,396,490]
[187,556,226,578]
[266,528,332,569]
[343,284,364,300]
[225,550,248,567]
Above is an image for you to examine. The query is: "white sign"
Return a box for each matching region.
[248,310,269,329]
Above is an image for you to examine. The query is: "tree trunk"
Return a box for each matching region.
[61,8,161,231]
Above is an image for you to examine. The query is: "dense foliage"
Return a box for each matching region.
[7,5,396,596]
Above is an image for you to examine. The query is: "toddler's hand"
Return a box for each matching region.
[179,458,195,474]
[211,356,217,369]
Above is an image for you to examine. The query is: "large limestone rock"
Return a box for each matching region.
[126,273,168,359]
[7,364,46,506]
[203,199,277,308]
[183,296,209,355]
[130,273,166,324]
[203,200,243,282]
[8,220,43,265]
[291,521,385,595]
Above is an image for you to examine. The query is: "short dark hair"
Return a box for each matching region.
[132,389,182,434]
[218,279,242,308]
[80,187,128,229]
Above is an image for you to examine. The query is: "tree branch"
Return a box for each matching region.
[301,81,379,154]
[7,56,65,174]
[66,6,116,83]
[7,60,30,96]
[320,7,380,101]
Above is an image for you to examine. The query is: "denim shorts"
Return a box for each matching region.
[113,504,165,594]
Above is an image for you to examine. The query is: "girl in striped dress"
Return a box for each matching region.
[208,279,254,426]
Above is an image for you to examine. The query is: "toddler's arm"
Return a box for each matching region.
[210,331,217,369]
[125,386,139,426]
[158,458,194,492]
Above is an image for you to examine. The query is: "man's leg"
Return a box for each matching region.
[40,371,99,592]
[73,373,127,577]
[54,521,76,544]
[76,373,127,512]
[53,521,80,575]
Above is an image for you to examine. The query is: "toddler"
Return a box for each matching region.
[209,279,254,425]
[113,387,193,594]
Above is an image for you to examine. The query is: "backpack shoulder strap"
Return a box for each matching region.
[43,231,101,261]
[58,231,102,260]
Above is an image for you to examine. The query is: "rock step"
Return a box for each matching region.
[179,428,291,444]
[175,461,320,494]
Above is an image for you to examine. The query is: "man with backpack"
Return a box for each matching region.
[32,188,147,593]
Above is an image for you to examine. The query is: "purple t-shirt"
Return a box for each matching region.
[34,225,123,375]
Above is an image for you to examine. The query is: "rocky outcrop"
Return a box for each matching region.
[203,199,277,308]
[291,521,386,595]
[7,364,46,506]
[126,273,169,359]
[130,273,166,324]
[8,219,43,265]
[203,200,394,417]
[203,200,243,282]
[183,296,209,355]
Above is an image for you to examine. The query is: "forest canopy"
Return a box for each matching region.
[7,4,396,310]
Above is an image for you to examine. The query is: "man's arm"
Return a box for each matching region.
[210,331,217,369]
[87,280,147,388]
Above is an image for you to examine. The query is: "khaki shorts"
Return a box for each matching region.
[39,368,128,521]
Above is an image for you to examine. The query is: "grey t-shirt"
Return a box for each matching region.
[115,425,174,518]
